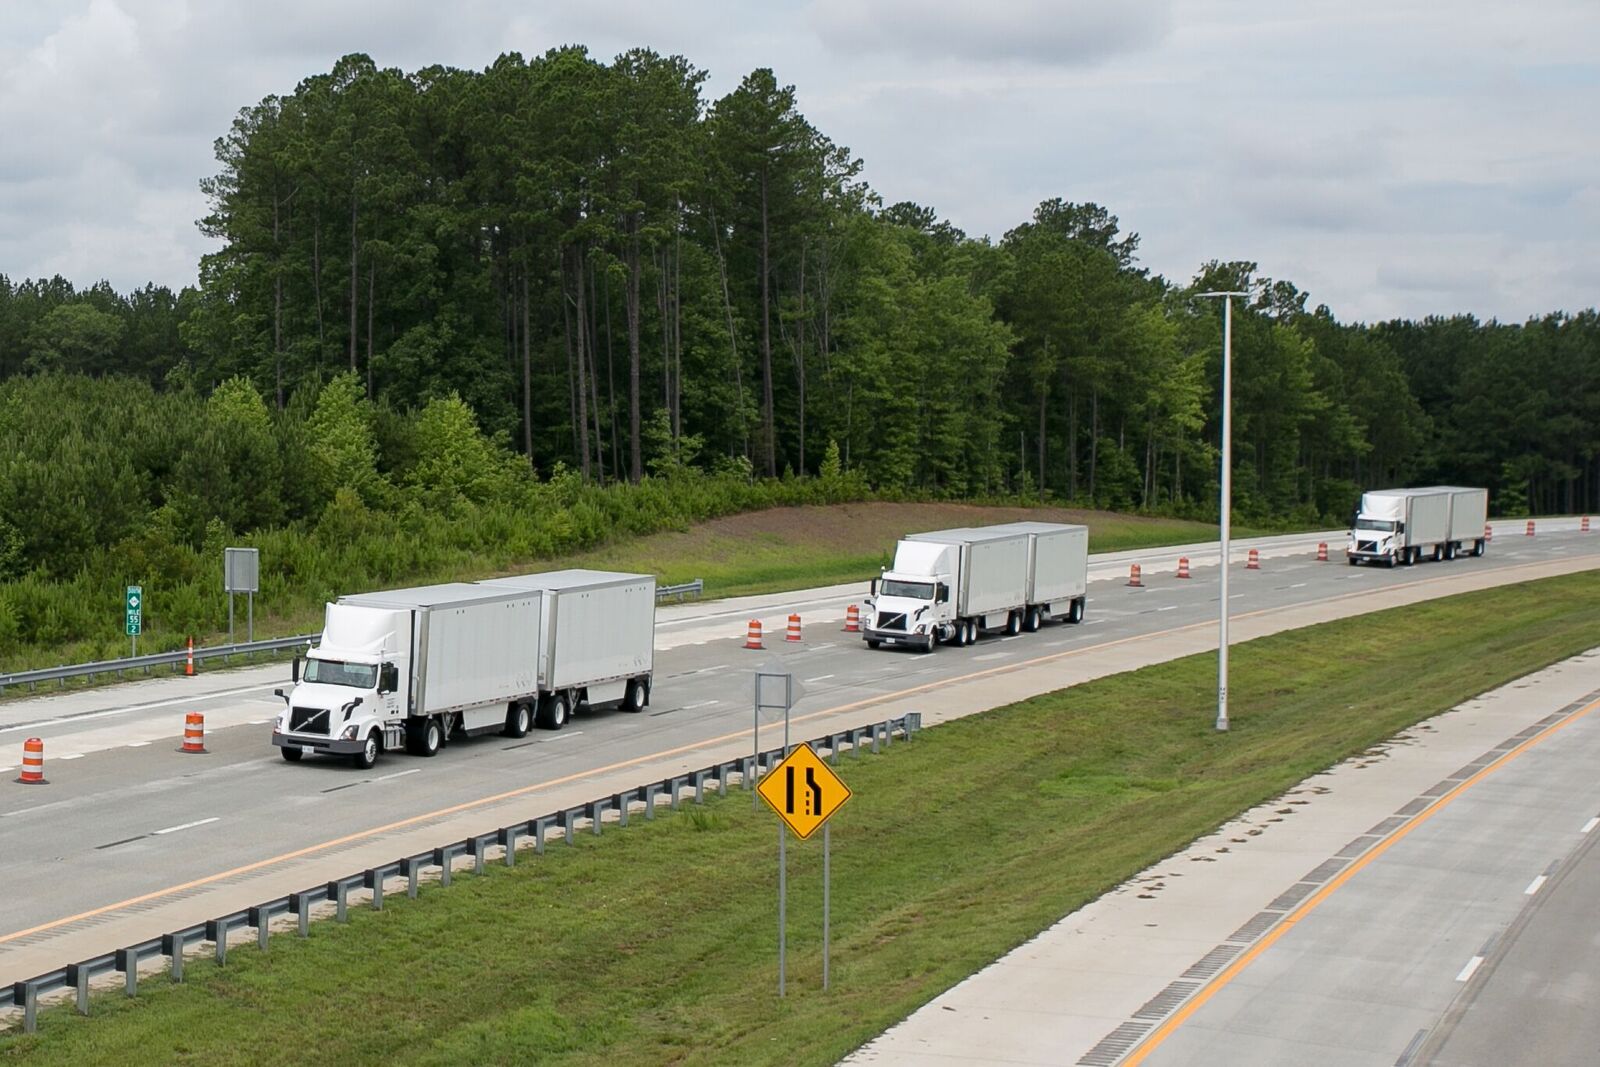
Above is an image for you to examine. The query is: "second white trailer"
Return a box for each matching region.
[985,521,1088,626]
[479,569,656,729]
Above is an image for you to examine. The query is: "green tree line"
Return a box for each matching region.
[2,47,1598,657]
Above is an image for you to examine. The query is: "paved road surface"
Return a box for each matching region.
[1,522,1595,1010]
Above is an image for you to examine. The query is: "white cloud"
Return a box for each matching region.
[0,0,1595,323]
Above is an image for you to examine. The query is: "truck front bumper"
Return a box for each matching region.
[271,730,365,756]
[862,627,934,651]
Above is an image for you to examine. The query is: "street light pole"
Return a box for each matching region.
[1199,291,1247,732]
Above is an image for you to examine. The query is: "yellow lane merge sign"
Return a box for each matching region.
[758,744,851,840]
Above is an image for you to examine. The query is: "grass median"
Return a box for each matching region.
[7,571,1595,1065]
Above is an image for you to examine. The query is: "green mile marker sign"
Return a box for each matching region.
[125,584,143,637]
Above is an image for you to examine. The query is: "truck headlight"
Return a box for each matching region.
[340,724,360,740]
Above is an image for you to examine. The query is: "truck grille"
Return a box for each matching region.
[876,611,907,632]
[1357,540,1378,553]
[289,706,330,734]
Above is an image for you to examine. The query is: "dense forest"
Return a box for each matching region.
[1,47,1597,657]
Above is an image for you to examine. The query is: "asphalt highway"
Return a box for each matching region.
[1,521,1595,999]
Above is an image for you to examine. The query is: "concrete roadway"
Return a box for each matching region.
[1,522,1595,1000]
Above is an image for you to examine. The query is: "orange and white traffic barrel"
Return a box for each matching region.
[17,738,46,785]
[744,620,765,650]
[843,604,861,632]
[1175,557,1191,579]
[1526,520,1535,537]
[1127,563,1144,587]
[1317,542,1329,562]
[786,614,802,642]
[1246,548,1261,570]
[180,712,207,754]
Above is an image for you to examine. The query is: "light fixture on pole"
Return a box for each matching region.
[1197,290,1247,732]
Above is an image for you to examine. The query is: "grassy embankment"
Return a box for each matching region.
[9,543,1574,1067]
[2,502,1268,678]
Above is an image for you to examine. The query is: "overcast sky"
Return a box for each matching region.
[3,0,1596,323]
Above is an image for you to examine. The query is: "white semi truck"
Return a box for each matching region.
[1347,487,1486,566]
[271,570,655,767]
[862,522,1088,651]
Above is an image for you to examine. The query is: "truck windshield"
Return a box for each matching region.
[303,658,378,689]
[1355,518,1397,532]
[881,579,935,600]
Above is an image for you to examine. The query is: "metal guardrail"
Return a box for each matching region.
[0,711,920,1031]
[0,579,705,695]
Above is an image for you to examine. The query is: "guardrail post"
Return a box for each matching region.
[716,762,733,796]
[289,890,317,936]
[560,808,583,843]
[691,769,710,804]
[431,845,462,887]
[364,869,385,911]
[498,826,521,866]
[248,906,272,951]
[739,756,756,788]
[401,856,425,898]
[328,878,355,922]
[14,982,37,1034]
[161,932,186,982]
[613,790,634,827]
[669,775,690,811]
[644,782,663,818]
[587,798,608,834]
[850,727,868,757]
[205,918,228,966]
[906,711,922,737]
[67,962,91,1014]
[116,947,139,996]
[533,815,557,854]
[472,835,490,873]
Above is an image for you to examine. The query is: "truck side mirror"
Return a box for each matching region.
[273,688,288,704]
[869,578,878,596]
[292,656,301,683]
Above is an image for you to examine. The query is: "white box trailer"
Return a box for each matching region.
[479,569,656,729]
[985,521,1089,624]
[1347,488,1454,566]
[1415,486,1489,558]
[271,582,546,767]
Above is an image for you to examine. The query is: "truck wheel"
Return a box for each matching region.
[866,638,881,650]
[1348,557,1359,567]
[1024,606,1041,632]
[1068,598,1084,624]
[1006,612,1022,637]
[420,718,442,756]
[504,702,532,738]
[919,637,935,654]
[352,731,380,770]
[280,746,304,763]
[623,679,647,713]
[1473,539,1485,557]
[540,693,570,731]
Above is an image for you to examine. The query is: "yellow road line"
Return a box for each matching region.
[2,555,1591,948]
[1121,694,1600,1065]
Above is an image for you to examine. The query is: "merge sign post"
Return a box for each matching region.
[223,548,260,644]
[757,743,852,994]
[125,584,143,657]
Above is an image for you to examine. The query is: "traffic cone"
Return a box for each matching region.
[843,605,861,633]
[1246,548,1261,570]
[744,620,765,650]
[180,712,207,754]
[185,636,195,677]
[1526,520,1535,537]
[16,738,46,785]
[1317,542,1328,562]
[1176,557,1191,579]
[1127,563,1144,587]
[786,614,802,642]
[1583,516,1591,533]
[1485,524,1493,544]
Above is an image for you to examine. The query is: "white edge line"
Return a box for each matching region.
[1456,955,1485,982]
[372,768,421,782]
[151,816,220,836]
[1581,817,1598,834]
[57,753,86,760]
[1524,875,1547,895]
[126,741,151,748]
[803,675,835,683]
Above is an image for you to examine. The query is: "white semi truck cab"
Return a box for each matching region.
[865,541,959,653]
